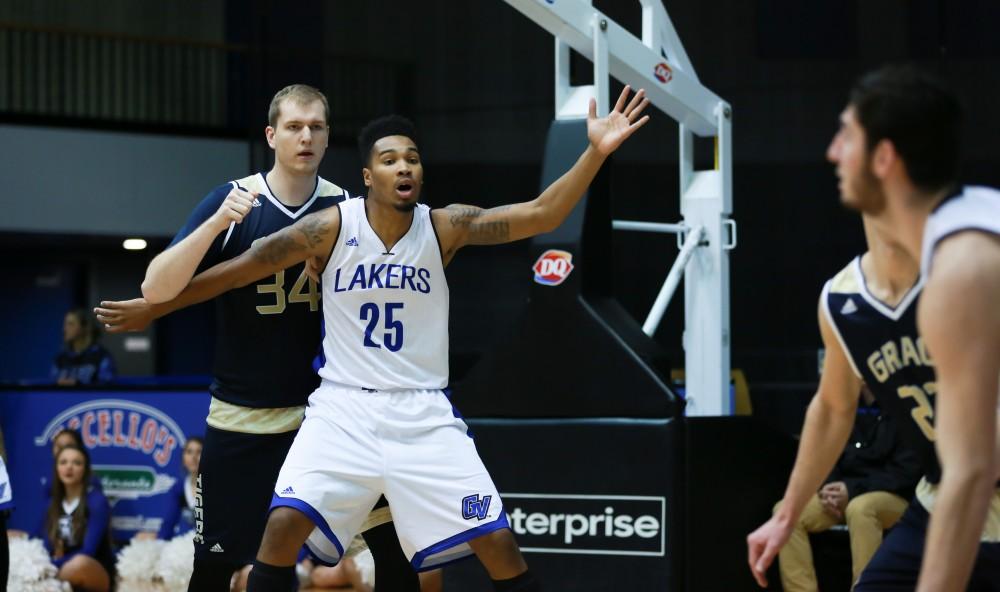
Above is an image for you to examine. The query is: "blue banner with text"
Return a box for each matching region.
[0,388,210,542]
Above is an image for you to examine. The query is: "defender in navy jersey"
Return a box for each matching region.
[136,87,650,592]
[95,85,420,592]
[751,66,1000,592]
[832,67,1000,592]
[822,252,939,483]
[750,218,1000,591]
[172,171,343,408]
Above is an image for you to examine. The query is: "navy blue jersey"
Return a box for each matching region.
[822,256,941,483]
[170,173,350,408]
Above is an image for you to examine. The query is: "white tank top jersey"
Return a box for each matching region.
[921,185,1000,277]
[318,198,449,390]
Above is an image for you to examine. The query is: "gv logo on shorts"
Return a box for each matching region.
[462,494,492,520]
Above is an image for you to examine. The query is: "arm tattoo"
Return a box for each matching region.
[252,215,331,265]
[448,205,511,243]
[298,215,330,248]
[253,231,307,265]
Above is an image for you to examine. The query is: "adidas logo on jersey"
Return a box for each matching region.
[345,237,359,247]
[252,198,262,207]
[841,298,858,314]
[281,486,295,495]
[210,543,225,553]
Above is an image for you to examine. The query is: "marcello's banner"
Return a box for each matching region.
[0,388,210,542]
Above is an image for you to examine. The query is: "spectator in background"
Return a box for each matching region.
[38,444,114,592]
[51,427,85,458]
[52,308,116,385]
[8,428,103,542]
[41,428,102,495]
[771,385,922,591]
[156,436,202,540]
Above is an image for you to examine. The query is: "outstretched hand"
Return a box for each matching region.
[94,298,155,333]
[747,514,794,588]
[587,85,651,156]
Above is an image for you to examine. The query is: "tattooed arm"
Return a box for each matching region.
[432,86,649,263]
[95,207,340,331]
[158,208,340,311]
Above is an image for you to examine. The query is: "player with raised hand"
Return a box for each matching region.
[101,85,649,592]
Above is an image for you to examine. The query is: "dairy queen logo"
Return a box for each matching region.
[533,250,575,286]
[653,62,672,84]
[34,399,185,499]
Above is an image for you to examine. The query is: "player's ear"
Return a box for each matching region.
[362,167,372,187]
[265,126,276,149]
[871,139,896,180]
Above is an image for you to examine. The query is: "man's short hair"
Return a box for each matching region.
[849,65,964,193]
[268,84,330,127]
[358,114,419,166]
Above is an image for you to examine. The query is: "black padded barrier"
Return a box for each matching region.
[448,120,796,591]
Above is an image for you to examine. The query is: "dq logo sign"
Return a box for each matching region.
[533,250,575,286]
[34,399,185,499]
[653,62,673,84]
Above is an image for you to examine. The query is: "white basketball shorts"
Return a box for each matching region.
[270,381,509,571]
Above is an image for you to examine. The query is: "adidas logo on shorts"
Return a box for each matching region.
[281,486,295,495]
[210,543,225,553]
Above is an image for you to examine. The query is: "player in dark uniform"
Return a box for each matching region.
[750,66,1000,591]
[95,84,420,592]
[749,218,999,590]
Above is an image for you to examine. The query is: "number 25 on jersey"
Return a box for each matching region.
[360,302,404,352]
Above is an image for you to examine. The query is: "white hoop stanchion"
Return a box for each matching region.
[505,0,735,416]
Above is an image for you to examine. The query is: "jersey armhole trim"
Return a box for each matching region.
[428,208,446,265]
[820,280,863,379]
[318,203,343,276]
[220,181,239,250]
[924,225,1000,276]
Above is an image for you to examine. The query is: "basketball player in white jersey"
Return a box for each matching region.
[135,86,650,591]
[821,65,999,591]
[94,84,427,592]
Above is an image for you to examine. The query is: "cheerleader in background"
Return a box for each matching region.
[38,444,114,591]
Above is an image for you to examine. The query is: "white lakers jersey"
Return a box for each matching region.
[318,199,449,390]
[921,185,1000,277]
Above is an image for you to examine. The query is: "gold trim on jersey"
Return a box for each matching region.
[335,507,393,559]
[234,173,268,195]
[828,260,860,294]
[232,173,347,200]
[915,477,1000,542]
[316,178,346,197]
[359,506,393,533]
[205,397,305,434]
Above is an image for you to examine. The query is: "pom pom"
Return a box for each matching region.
[116,537,166,592]
[154,531,196,592]
[116,532,195,592]
[8,537,67,592]
[352,547,375,587]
